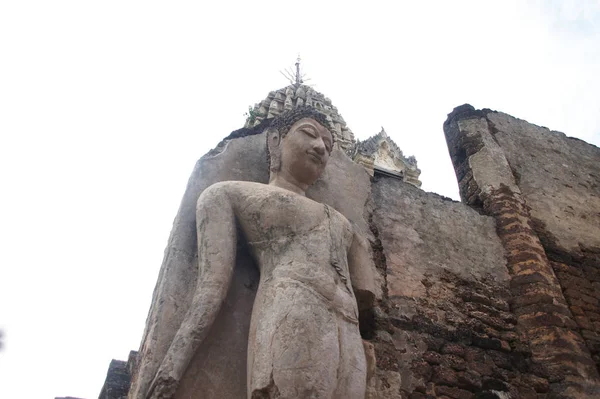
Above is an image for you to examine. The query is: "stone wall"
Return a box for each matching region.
[444,105,600,398]
[366,177,544,398]
[485,111,600,376]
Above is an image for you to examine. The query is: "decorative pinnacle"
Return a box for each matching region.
[295,55,302,85]
[280,55,309,86]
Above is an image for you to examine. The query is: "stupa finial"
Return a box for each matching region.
[295,55,302,85]
[280,55,307,86]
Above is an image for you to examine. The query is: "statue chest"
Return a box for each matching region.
[238,190,352,249]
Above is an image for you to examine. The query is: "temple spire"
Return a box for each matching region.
[295,55,302,85]
[280,55,306,86]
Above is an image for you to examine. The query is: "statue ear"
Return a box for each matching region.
[267,128,282,172]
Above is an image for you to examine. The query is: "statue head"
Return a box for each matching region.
[267,107,335,187]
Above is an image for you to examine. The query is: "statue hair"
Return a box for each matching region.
[266,106,336,169]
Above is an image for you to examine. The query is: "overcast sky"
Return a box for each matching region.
[1,1,599,398]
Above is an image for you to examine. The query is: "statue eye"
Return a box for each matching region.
[301,128,317,138]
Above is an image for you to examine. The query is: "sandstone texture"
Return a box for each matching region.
[368,178,536,398]
[486,112,600,253]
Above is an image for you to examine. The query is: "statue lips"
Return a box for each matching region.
[306,150,324,164]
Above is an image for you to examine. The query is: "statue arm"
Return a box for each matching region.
[348,231,376,311]
[147,183,238,399]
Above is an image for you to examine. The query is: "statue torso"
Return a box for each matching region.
[220,181,357,319]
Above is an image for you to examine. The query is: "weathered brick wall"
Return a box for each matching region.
[482,109,600,380]
[444,105,600,398]
[366,177,546,398]
[552,253,600,371]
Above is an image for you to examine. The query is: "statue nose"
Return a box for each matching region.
[313,140,326,155]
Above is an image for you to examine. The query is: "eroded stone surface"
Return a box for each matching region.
[372,177,508,301]
[369,177,519,397]
[486,112,600,254]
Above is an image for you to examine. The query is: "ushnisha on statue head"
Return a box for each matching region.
[265,106,336,193]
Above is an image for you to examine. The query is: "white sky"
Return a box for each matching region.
[1,1,599,398]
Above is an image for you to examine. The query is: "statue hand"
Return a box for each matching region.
[146,366,179,399]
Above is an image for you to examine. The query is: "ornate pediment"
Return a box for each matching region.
[354,128,421,187]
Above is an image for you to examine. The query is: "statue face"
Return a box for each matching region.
[279,117,333,186]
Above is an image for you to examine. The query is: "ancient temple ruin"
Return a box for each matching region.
[90,82,600,398]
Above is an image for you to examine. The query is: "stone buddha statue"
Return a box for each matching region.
[144,107,374,399]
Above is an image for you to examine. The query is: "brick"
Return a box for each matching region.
[435,385,474,399]
[442,343,466,357]
[412,360,432,380]
[564,289,598,305]
[557,273,594,290]
[574,315,593,330]
[510,272,551,287]
[581,329,600,342]
[468,311,509,331]
[522,374,549,393]
[432,365,458,386]
[463,347,484,363]
[423,351,442,365]
[570,305,585,316]
[423,335,445,352]
[499,330,519,342]
[467,361,494,377]
[487,350,512,370]
[569,298,598,312]
[482,377,509,392]
[551,261,583,276]
[586,311,600,321]
[583,266,600,281]
[511,292,556,309]
[471,335,511,352]
[516,384,538,399]
[514,303,571,318]
[460,291,492,307]
[517,311,578,329]
[443,354,467,371]
[491,367,516,382]
[457,370,482,391]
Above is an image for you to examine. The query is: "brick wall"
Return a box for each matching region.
[444,104,600,397]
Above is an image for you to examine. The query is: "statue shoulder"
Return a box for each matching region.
[198,181,268,204]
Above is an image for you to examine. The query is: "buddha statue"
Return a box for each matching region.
[145,107,374,399]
